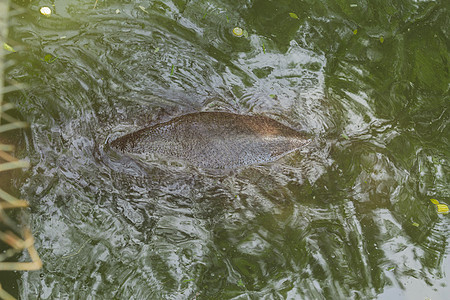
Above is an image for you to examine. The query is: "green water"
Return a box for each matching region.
[3,0,449,299]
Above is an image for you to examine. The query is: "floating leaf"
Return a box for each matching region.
[350,4,358,8]
[289,13,299,19]
[232,27,243,37]
[437,204,449,214]
[353,29,358,35]
[412,222,419,227]
[226,16,229,23]
[42,54,58,63]
[182,278,194,283]
[430,199,449,214]
[430,198,439,205]
[269,94,276,99]
[243,30,249,38]
[40,7,52,16]
[380,36,384,43]
[3,43,15,52]
[341,133,350,140]
[170,64,175,76]
[237,279,245,287]
[138,6,148,13]
[153,47,160,53]
[387,266,396,271]
[115,9,120,14]
[262,42,266,53]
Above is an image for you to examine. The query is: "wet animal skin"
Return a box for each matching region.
[110,112,309,169]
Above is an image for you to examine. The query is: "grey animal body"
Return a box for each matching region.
[110,112,309,169]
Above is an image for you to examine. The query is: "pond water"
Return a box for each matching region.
[3,0,449,299]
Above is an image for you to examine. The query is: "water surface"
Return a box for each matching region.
[3,0,449,299]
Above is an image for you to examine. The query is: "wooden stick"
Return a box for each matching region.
[0,150,18,162]
[0,284,16,300]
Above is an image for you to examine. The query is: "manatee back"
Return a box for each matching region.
[110,112,309,169]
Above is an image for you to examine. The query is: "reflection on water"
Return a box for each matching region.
[4,0,449,298]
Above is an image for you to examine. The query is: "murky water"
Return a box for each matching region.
[3,0,449,299]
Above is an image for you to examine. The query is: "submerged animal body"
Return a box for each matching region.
[110,112,309,169]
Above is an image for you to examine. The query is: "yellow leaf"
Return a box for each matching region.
[232,27,243,37]
[430,198,440,205]
[436,204,449,214]
[412,222,419,227]
[40,7,52,16]
[3,43,15,52]
[138,6,148,13]
[289,13,299,20]
[353,29,358,35]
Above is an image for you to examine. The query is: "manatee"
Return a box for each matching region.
[109,112,309,169]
